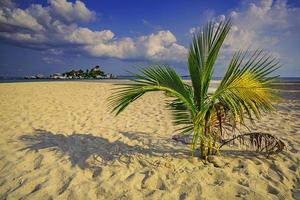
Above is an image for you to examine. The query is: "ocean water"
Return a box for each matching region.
[0,77,299,100]
[0,76,299,83]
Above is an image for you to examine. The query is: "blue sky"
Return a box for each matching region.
[0,0,299,77]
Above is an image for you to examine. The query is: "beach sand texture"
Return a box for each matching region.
[0,82,299,200]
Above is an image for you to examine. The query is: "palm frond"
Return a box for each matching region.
[212,50,280,124]
[220,132,285,155]
[188,19,232,109]
[166,98,194,134]
[108,65,196,117]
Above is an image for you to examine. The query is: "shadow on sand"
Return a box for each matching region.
[19,129,190,170]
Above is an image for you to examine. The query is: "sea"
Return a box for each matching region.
[0,76,299,83]
[0,76,299,100]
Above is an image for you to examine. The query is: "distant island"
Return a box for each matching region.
[25,66,117,79]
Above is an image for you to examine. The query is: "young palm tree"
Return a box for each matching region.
[108,19,284,159]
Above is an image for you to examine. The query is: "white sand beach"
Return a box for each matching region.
[0,81,299,200]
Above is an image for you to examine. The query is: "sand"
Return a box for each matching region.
[0,81,299,200]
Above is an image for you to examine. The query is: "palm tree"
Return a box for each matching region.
[108,19,284,159]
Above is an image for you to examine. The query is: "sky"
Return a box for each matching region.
[0,0,299,77]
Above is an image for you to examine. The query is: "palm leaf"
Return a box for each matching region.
[188,19,232,109]
[220,132,285,156]
[166,98,194,134]
[212,50,280,124]
[108,65,196,119]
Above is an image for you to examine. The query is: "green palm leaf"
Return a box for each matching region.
[108,65,196,119]
[212,50,280,124]
[166,97,194,134]
[188,19,232,109]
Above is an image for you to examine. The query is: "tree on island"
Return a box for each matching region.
[62,66,106,78]
[89,65,105,78]
[108,19,285,160]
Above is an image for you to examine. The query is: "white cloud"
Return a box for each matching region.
[190,0,300,70]
[137,31,187,61]
[0,0,187,62]
[67,28,115,44]
[223,0,296,53]
[84,37,137,59]
[48,0,95,23]
[0,7,45,33]
[224,0,300,72]
[80,30,187,62]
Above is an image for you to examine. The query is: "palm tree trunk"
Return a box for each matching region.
[200,138,205,158]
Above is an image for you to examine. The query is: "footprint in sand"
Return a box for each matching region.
[57,176,74,195]
[268,163,285,183]
[34,155,44,170]
[267,184,280,195]
[291,148,299,153]
[140,171,167,191]
[179,192,188,200]
[238,178,249,187]
[30,183,43,194]
[232,160,249,176]
[288,164,298,172]
[20,180,48,199]
[213,179,224,187]
[235,190,249,198]
[0,179,7,187]
[0,178,28,199]
[141,170,154,189]
[157,179,167,190]
[92,167,102,178]
[145,190,156,197]
[267,184,286,200]
[0,160,10,173]
[292,178,300,200]
[285,140,299,153]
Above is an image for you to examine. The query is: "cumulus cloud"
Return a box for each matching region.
[190,0,300,68]
[137,31,186,61]
[48,0,96,23]
[79,30,187,62]
[223,0,299,54]
[67,28,115,44]
[0,0,187,62]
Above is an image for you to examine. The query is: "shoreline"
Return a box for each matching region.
[0,77,299,84]
[1,79,300,92]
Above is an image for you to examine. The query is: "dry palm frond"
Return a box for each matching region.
[220,132,285,155]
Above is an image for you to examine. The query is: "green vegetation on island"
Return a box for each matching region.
[25,66,116,79]
[61,66,105,79]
